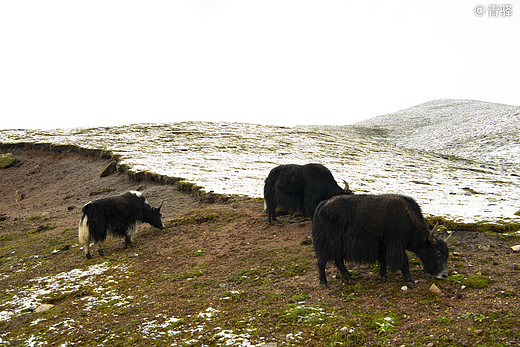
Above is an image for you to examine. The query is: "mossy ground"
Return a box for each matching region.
[0,153,15,169]
[1,203,520,346]
[427,216,520,234]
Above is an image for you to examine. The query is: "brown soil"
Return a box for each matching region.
[1,144,520,346]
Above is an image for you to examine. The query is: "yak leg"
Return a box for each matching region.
[267,207,276,224]
[84,244,92,259]
[97,242,104,256]
[400,255,415,288]
[378,249,388,282]
[78,216,92,259]
[265,199,274,223]
[334,258,355,284]
[124,235,132,248]
[81,239,91,259]
[267,198,277,223]
[303,195,320,218]
[317,258,328,288]
[303,197,314,218]
[124,223,140,247]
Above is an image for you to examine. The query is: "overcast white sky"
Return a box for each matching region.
[1,1,519,130]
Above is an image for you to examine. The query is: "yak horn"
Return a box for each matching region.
[428,222,439,244]
[444,231,454,242]
[342,180,350,193]
[158,200,165,210]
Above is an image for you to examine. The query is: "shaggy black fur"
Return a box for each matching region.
[79,191,164,258]
[264,163,351,223]
[312,194,449,288]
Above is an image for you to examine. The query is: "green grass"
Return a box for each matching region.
[451,274,492,289]
[427,216,520,234]
[280,303,332,325]
[167,207,244,226]
[436,316,453,324]
[0,153,15,168]
[462,312,486,322]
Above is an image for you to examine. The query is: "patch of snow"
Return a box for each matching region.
[214,329,254,346]
[30,318,47,326]
[286,332,304,340]
[198,307,220,320]
[139,316,182,335]
[0,263,128,322]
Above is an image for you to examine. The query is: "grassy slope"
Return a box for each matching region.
[1,205,520,346]
[1,148,520,346]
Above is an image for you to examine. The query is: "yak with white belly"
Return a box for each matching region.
[78,191,164,258]
[312,194,450,288]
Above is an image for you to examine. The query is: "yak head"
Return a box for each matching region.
[145,200,165,230]
[420,223,451,279]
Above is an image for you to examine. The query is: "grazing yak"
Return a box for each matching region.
[264,163,351,223]
[78,191,165,259]
[312,194,450,288]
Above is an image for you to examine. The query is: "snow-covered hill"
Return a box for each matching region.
[356,99,520,167]
[2,121,520,224]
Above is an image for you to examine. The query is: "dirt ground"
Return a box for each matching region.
[1,145,520,346]
[0,144,202,223]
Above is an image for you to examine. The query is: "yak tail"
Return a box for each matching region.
[78,214,91,255]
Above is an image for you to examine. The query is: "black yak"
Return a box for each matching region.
[264,163,351,223]
[78,191,165,258]
[312,194,450,288]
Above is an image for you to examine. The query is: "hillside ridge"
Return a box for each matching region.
[356,99,520,166]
